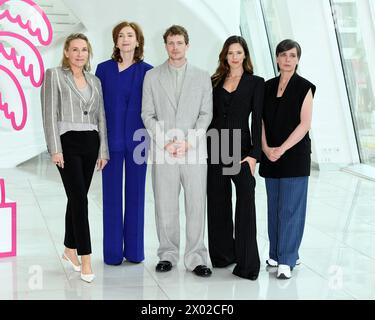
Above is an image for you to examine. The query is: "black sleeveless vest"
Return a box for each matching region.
[259,73,316,178]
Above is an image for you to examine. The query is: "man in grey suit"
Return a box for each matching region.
[141,25,213,277]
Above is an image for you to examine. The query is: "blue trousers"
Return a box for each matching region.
[102,150,147,264]
[265,177,308,268]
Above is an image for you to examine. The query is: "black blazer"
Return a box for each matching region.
[208,72,264,164]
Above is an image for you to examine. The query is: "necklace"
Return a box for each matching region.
[279,79,290,91]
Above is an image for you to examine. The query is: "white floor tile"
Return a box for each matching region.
[1,155,375,300]
[16,285,168,300]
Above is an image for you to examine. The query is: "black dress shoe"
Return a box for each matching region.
[212,260,236,268]
[193,265,212,277]
[233,267,259,281]
[156,261,172,272]
[248,273,258,281]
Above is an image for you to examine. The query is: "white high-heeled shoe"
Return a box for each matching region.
[80,273,95,283]
[62,253,81,272]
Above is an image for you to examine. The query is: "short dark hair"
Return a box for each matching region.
[163,25,189,44]
[276,39,302,71]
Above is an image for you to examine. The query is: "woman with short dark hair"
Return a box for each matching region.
[260,39,316,279]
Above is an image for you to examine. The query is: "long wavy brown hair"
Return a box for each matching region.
[111,21,144,63]
[212,36,254,88]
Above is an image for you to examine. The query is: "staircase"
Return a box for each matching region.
[35,0,84,45]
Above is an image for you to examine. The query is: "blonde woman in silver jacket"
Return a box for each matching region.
[41,33,109,283]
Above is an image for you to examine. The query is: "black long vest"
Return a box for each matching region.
[259,73,316,178]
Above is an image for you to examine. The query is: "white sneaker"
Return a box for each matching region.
[266,258,278,267]
[267,259,301,268]
[277,264,291,279]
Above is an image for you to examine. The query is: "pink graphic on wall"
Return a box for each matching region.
[0,64,27,131]
[0,0,52,131]
[0,0,53,46]
[0,179,17,258]
[0,31,45,86]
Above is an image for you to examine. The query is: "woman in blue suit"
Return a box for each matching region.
[96,21,152,265]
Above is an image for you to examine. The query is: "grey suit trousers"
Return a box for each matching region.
[152,162,208,271]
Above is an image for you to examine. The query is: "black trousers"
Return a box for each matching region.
[58,131,99,256]
[207,163,260,279]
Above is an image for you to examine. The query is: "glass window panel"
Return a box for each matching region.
[331,0,375,165]
[259,0,294,72]
[240,0,275,79]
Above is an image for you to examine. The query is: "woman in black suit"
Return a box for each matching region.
[207,36,264,280]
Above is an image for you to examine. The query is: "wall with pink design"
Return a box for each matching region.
[0,0,53,167]
[0,0,239,259]
[0,0,240,169]
[0,179,16,257]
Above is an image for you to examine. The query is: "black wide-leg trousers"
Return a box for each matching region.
[207,163,260,278]
[57,131,99,256]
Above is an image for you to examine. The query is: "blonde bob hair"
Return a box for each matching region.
[61,33,93,72]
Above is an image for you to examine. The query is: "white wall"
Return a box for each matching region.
[0,0,241,168]
[62,0,241,74]
[1,0,363,169]
[0,38,68,168]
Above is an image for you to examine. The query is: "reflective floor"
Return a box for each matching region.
[1,153,375,300]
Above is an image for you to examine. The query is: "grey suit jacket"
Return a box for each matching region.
[141,61,213,163]
[41,67,109,159]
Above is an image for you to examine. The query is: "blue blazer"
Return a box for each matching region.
[95,60,153,152]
